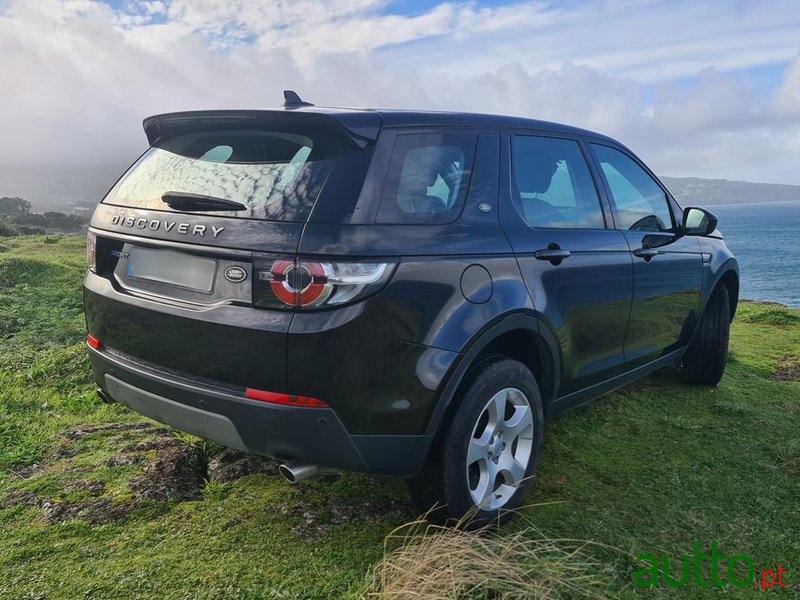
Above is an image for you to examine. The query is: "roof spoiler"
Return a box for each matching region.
[143,105,380,148]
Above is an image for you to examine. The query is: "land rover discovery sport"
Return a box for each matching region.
[84,91,739,525]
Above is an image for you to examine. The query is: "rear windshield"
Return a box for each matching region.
[103,127,359,222]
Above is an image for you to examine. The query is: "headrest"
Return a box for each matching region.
[399,147,445,194]
[516,155,558,194]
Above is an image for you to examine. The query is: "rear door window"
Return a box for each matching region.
[375,132,477,224]
[103,127,362,222]
[511,135,605,229]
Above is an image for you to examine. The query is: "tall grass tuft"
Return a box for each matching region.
[362,514,614,599]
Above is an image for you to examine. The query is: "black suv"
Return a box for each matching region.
[84,92,738,525]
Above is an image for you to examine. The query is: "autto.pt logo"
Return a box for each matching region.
[634,541,788,590]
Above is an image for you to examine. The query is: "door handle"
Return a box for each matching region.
[534,246,571,265]
[633,247,659,260]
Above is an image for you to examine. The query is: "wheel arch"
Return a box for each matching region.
[424,312,561,439]
[707,259,739,321]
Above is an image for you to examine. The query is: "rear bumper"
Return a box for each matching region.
[89,346,433,476]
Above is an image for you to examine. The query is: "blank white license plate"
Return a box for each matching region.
[127,247,217,292]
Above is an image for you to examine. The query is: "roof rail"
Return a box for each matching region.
[283,90,314,109]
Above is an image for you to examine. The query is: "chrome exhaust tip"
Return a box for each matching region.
[278,462,339,484]
[278,462,319,484]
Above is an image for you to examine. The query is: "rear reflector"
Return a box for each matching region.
[245,388,329,408]
[87,334,101,350]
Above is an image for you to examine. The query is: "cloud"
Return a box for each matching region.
[0,0,798,184]
[774,52,800,118]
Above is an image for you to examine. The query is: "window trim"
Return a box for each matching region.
[584,140,678,233]
[507,130,610,231]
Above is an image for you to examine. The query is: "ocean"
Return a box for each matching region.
[712,200,800,308]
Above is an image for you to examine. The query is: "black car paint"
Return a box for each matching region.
[84,107,739,477]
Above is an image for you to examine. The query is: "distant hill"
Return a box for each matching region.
[0,164,124,215]
[1,164,799,214]
[661,177,800,206]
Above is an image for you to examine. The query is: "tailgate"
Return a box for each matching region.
[84,234,292,392]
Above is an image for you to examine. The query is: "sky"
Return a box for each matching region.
[1,0,799,184]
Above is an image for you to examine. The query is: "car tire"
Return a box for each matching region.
[407,357,544,528]
[678,284,731,386]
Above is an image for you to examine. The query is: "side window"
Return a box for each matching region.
[512,135,604,229]
[376,132,477,224]
[591,144,674,232]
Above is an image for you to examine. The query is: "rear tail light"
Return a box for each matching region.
[87,334,101,350]
[253,258,394,309]
[245,387,329,408]
[87,230,97,272]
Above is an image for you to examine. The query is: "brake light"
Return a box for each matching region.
[87,230,97,272]
[87,334,101,350]
[253,258,394,309]
[245,388,329,408]
[267,260,332,307]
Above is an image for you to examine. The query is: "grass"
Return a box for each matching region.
[1,235,799,599]
[363,518,610,599]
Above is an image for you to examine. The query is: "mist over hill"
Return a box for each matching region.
[0,164,123,215]
[1,164,799,215]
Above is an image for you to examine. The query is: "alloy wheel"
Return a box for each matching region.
[465,387,534,511]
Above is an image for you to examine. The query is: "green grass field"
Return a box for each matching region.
[1,235,798,599]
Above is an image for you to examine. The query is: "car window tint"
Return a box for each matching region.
[376,132,477,224]
[591,144,673,232]
[512,135,604,229]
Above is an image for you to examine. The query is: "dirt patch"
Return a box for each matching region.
[41,498,136,525]
[1,490,134,525]
[207,449,279,483]
[120,436,185,454]
[54,445,79,460]
[129,443,205,501]
[64,480,105,497]
[106,454,143,468]
[0,490,41,509]
[774,359,800,382]
[7,462,43,479]
[61,422,160,441]
[1,426,207,525]
[327,496,410,524]
[281,494,411,541]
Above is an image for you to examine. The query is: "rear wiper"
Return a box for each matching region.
[161,192,247,212]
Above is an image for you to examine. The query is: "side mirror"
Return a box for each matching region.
[682,206,718,236]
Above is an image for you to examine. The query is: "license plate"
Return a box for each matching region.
[127,247,217,292]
